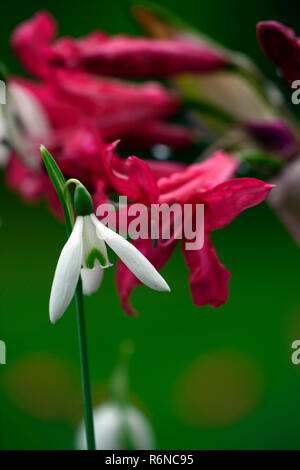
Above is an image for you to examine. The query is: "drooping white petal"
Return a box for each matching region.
[49,216,84,323]
[81,261,104,296]
[91,214,170,292]
[82,215,111,269]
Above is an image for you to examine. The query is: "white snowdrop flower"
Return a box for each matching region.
[81,263,104,296]
[49,182,170,323]
[76,401,155,450]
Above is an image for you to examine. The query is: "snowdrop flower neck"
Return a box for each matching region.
[49,181,170,323]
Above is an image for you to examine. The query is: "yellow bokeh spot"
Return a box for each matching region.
[174,350,265,428]
[3,353,79,421]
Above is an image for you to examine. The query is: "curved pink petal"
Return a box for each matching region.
[51,69,179,138]
[13,69,180,141]
[50,33,227,78]
[257,21,300,85]
[11,77,81,131]
[11,11,56,79]
[202,178,275,230]
[57,124,106,184]
[101,141,159,204]
[126,156,160,204]
[158,151,238,204]
[182,233,231,307]
[116,239,176,315]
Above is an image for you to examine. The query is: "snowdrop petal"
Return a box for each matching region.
[49,216,83,323]
[82,215,111,268]
[81,262,104,296]
[91,214,170,292]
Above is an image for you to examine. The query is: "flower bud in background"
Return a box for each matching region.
[76,400,155,450]
[257,21,300,86]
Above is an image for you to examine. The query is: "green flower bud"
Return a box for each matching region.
[74,183,94,216]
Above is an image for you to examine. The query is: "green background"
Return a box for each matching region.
[1,0,300,450]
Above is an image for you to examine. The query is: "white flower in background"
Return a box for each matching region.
[0,107,10,167]
[49,183,170,323]
[268,156,300,245]
[4,81,50,168]
[76,401,155,450]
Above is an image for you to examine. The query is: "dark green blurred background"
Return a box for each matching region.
[1,0,300,450]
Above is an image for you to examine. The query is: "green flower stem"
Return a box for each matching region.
[75,277,96,450]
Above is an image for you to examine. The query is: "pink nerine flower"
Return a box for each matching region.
[257,21,300,85]
[101,144,274,315]
[11,11,227,79]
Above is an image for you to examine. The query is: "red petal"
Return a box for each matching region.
[11,11,56,79]
[202,178,275,230]
[10,77,81,130]
[50,34,227,78]
[101,142,159,204]
[182,233,231,307]
[51,69,179,138]
[126,156,160,204]
[158,151,238,204]
[57,124,106,184]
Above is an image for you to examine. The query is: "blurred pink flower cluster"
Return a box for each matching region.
[2,9,279,313]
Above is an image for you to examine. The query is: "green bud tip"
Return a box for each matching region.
[73,183,94,216]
